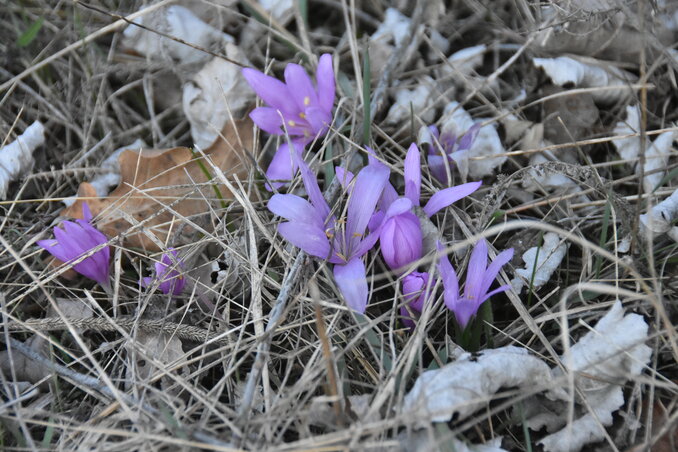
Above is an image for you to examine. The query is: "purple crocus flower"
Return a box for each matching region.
[243,54,335,189]
[142,249,186,296]
[268,158,388,313]
[424,124,480,185]
[366,143,481,272]
[400,271,431,329]
[437,240,513,329]
[37,203,110,289]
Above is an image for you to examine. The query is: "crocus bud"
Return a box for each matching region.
[142,249,186,296]
[379,211,423,271]
[400,271,431,329]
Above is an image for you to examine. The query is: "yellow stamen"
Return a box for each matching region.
[299,112,306,119]
[352,232,362,238]
[288,120,296,127]
[304,96,310,106]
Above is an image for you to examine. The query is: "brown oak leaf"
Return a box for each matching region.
[62,116,253,250]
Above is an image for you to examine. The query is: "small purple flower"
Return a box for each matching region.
[438,240,513,329]
[367,143,481,272]
[37,203,110,289]
[268,158,388,313]
[243,54,335,189]
[142,249,186,296]
[424,124,480,185]
[400,271,431,329]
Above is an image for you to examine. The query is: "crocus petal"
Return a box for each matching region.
[298,158,331,222]
[316,53,335,113]
[265,140,305,191]
[345,164,389,239]
[333,257,368,313]
[384,197,413,219]
[304,106,331,136]
[268,194,323,228]
[141,277,153,288]
[81,202,93,222]
[480,283,512,305]
[285,63,319,111]
[423,181,481,217]
[400,306,417,329]
[402,271,429,312]
[278,221,331,259]
[427,154,449,184]
[38,240,71,264]
[379,213,423,270]
[464,240,488,302]
[250,107,284,135]
[335,166,355,189]
[479,247,514,297]
[451,297,478,330]
[404,143,421,206]
[442,268,460,313]
[457,123,481,151]
[242,68,294,114]
[353,230,381,258]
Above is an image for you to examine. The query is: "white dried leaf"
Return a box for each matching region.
[612,105,676,192]
[183,45,253,149]
[0,121,45,200]
[501,113,533,144]
[640,184,678,241]
[385,77,436,125]
[126,331,186,392]
[403,346,552,427]
[398,429,507,452]
[511,232,568,293]
[122,5,233,65]
[533,56,637,103]
[371,8,411,48]
[259,0,293,21]
[438,102,505,179]
[440,45,486,78]
[532,302,652,452]
[63,139,146,207]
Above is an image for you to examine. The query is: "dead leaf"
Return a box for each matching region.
[61,117,253,250]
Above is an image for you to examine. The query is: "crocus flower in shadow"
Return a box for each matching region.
[346,144,481,272]
[243,54,335,189]
[268,159,388,313]
[37,203,110,289]
[142,248,186,296]
[423,123,480,185]
[400,271,432,329]
[437,240,513,329]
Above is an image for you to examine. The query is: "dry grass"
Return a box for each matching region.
[1,1,677,451]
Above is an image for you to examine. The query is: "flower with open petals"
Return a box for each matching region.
[142,249,186,296]
[364,143,481,272]
[437,240,513,329]
[268,158,388,313]
[37,203,110,289]
[243,54,335,189]
[421,123,480,185]
[400,271,432,329]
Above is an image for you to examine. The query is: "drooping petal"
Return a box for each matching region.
[404,143,421,206]
[278,221,331,259]
[284,63,319,111]
[265,140,305,191]
[316,53,335,113]
[333,257,368,313]
[464,239,488,302]
[478,247,514,297]
[345,164,389,240]
[242,68,294,114]
[423,181,481,217]
[268,194,322,228]
[249,107,285,135]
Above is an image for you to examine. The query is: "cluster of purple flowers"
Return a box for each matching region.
[39,203,185,296]
[245,54,513,329]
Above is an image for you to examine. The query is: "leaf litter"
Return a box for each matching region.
[1,1,677,451]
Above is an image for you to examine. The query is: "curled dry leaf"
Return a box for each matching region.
[121,5,233,65]
[385,77,436,125]
[0,121,45,199]
[125,330,186,394]
[61,117,254,250]
[640,187,678,241]
[182,43,253,149]
[533,56,637,104]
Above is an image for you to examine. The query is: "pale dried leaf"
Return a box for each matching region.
[183,45,253,149]
[0,121,45,199]
[511,232,568,293]
[125,330,186,392]
[385,77,436,125]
